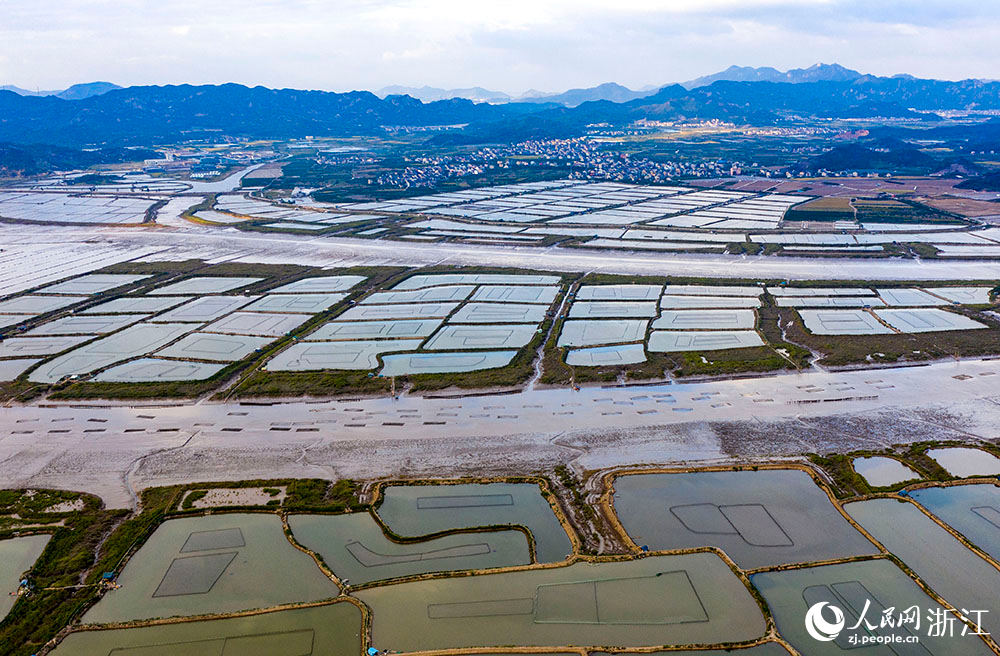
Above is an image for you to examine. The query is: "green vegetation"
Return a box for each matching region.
[852,197,963,225]
[0,490,126,656]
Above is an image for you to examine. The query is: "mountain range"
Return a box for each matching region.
[4,66,1000,148]
[0,81,121,100]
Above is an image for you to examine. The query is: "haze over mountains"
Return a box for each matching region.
[0,81,121,100]
[3,64,1000,148]
[377,64,872,106]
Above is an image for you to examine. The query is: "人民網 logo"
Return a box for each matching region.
[805,601,846,641]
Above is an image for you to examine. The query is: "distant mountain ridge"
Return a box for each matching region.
[0,81,121,100]
[682,64,864,89]
[376,85,512,103]
[6,70,1000,147]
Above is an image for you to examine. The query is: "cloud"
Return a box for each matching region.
[0,0,996,92]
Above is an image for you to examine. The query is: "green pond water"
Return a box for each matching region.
[846,498,1000,637]
[376,482,574,563]
[357,552,765,650]
[613,469,879,568]
[752,559,994,655]
[83,513,339,624]
[909,484,1000,561]
[53,602,362,656]
[288,511,530,584]
[0,534,50,620]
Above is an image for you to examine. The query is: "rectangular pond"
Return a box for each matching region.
[25,314,144,336]
[53,602,361,656]
[393,274,561,290]
[752,559,993,656]
[613,470,879,568]
[266,340,415,371]
[149,277,263,295]
[0,295,82,314]
[575,285,662,301]
[909,484,1000,561]
[648,330,765,352]
[156,332,273,362]
[557,320,648,347]
[566,343,647,366]
[568,301,658,319]
[151,296,257,323]
[268,276,367,293]
[243,293,346,314]
[306,318,442,341]
[653,310,756,330]
[35,273,151,295]
[873,308,987,333]
[424,324,537,350]
[94,358,227,382]
[660,295,762,309]
[81,295,193,314]
[28,323,194,383]
[357,552,765,650]
[798,309,894,335]
[337,303,460,321]
[846,498,1000,636]
[361,286,475,304]
[449,303,548,323]
[203,312,308,337]
[289,512,530,585]
[379,350,517,376]
[470,285,559,304]
[82,513,339,624]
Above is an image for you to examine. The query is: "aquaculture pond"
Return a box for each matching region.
[0,534,50,620]
[852,456,921,487]
[846,498,1000,637]
[926,448,1000,478]
[376,482,574,563]
[83,513,339,624]
[612,469,878,568]
[53,602,362,656]
[288,511,530,585]
[357,552,765,650]
[752,559,994,656]
[909,483,1000,561]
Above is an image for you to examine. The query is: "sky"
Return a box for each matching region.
[2,0,999,94]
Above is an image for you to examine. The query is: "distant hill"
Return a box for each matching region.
[0,142,159,176]
[792,141,937,174]
[0,81,121,100]
[516,82,654,107]
[683,63,864,89]
[55,82,122,100]
[376,85,511,104]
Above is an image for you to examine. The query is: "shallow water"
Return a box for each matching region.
[83,513,338,624]
[377,482,574,563]
[846,498,1000,637]
[53,601,361,655]
[289,512,530,584]
[926,448,1000,477]
[909,484,1000,561]
[853,456,921,487]
[358,552,765,650]
[0,534,50,620]
[613,469,879,568]
[752,559,993,655]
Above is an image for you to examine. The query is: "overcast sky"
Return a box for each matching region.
[2,0,998,93]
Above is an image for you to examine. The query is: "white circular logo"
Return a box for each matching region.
[805,601,845,641]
